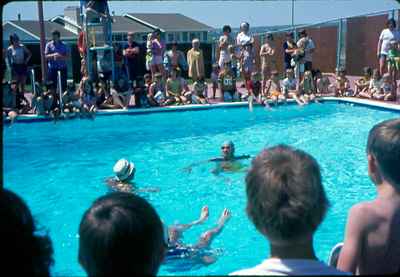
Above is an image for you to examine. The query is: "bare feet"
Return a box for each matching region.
[199,206,209,223]
[217,208,231,227]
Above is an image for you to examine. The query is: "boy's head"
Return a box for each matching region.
[286,69,294,78]
[224,61,231,70]
[78,192,165,276]
[363,67,373,78]
[246,145,329,244]
[144,73,152,84]
[367,118,400,190]
[222,25,232,34]
[372,69,380,80]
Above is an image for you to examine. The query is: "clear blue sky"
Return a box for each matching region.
[3,0,400,28]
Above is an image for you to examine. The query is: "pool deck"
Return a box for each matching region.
[4,75,400,123]
[4,97,400,123]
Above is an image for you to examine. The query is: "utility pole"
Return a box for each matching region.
[37,0,47,82]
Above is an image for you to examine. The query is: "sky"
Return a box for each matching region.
[2,0,400,28]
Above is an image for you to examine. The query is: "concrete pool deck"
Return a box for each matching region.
[4,97,400,123]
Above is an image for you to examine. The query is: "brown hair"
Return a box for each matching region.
[246,145,329,242]
[367,118,400,189]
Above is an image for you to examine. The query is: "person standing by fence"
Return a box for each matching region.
[45,29,68,92]
[123,32,141,85]
[297,29,315,74]
[6,33,31,93]
[377,19,400,76]
[218,25,235,69]
[187,38,205,82]
[283,32,296,70]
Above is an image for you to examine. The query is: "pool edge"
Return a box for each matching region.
[4,97,400,123]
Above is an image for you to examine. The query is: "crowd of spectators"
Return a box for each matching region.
[2,118,400,276]
[3,18,399,123]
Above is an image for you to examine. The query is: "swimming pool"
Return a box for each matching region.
[3,101,399,275]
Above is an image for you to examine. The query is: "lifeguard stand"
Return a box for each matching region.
[80,0,115,82]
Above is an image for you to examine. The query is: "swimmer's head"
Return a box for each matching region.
[113,159,136,182]
[221,141,235,159]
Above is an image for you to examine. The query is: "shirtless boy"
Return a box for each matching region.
[337,118,400,275]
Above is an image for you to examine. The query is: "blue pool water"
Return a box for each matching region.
[3,102,399,276]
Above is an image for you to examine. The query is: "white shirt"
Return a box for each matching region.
[236,32,253,47]
[379,28,400,55]
[230,258,350,276]
[282,77,297,92]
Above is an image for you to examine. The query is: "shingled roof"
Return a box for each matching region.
[124,13,213,32]
[111,16,153,33]
[5,20,77,40]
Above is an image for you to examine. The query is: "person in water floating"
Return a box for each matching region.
[165,206,231,266]
[106,158,159,193]
[183,141,250,174]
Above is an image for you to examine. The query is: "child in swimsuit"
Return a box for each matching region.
[264,70,285,106]
[354,67,373,97]
[299,70,318,104]
[192,77,209,104]
[210,64,219,99]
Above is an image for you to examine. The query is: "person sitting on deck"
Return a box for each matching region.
[265,70,286,106]
[282,68,305,106]
[148,72,166,106]
[105,158,159,193]
[78,192,165,276]
[62,80,81,116]
[314,70,333,97]
[78,77,97,117]
[247,71,270,108]
[192,77,209,104]
[110,77,132,110]
[165,68,189,105]
[299,70,319,104]
[354,67,373,97]
[329,68,351,97]
[219,61,238,102]
[3,79,30,123]
[183,141,250,174]
[164,206,231,268]
[230,145,348,276]
[359,69,381,99]
[337,118,400,275]
[372,73,394,101]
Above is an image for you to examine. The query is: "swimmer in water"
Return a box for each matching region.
[183,141,250,174]
[105,159,159,193]
[165,206,231,266]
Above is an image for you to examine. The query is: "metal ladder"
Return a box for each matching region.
[80,0,115,82]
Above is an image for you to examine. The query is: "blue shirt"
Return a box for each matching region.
[45,40,67,69]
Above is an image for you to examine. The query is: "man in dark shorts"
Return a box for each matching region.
[282,32,296,70]
[123,32,141,85]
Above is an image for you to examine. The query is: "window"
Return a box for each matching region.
[168,33,174,42]
[189,32,196,41]
[182,32,188,42]
[175,32,181,42]
[203,31,208,42]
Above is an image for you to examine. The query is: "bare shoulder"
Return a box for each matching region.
[348,201,380,226]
